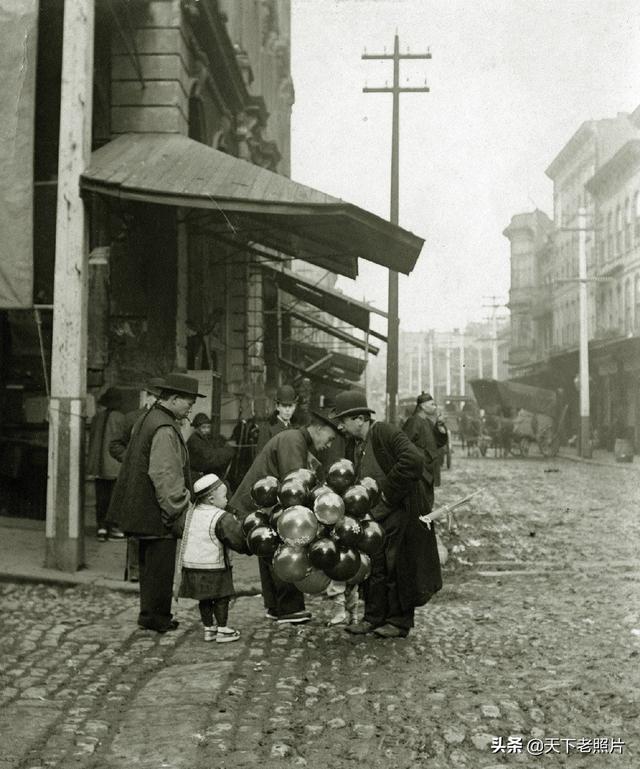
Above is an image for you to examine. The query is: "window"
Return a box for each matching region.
[624,198,631,250]
[606,211,613,259]
[615,205,622,254]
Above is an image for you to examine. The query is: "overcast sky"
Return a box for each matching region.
[289,0,640,333]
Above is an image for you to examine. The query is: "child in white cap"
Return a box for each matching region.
[178,473,249,642]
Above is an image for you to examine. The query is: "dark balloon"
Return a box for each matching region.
[346,553,371,585]
[283,468,317,490]
[294,568,331,595]
[360,477,381,506]
[250,476,279,507]
[247,525,281,558]
[326,460,356,495]
[272,545,312,583]
[308,537,340,570]
[324,547,361,581]
[332,515,362,548]
[342,485,371,519]
[314,491,345,525]
[270,504,285,528]
[278,479,309,508]
[357,519,384,555]
[241,509,270,537]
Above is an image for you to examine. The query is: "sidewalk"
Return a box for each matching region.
[0,516,262,595]
[557,446,640,469]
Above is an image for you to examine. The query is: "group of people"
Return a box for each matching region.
[96,373,449,642]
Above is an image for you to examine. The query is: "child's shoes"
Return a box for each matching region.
[203,626,218,642]
[216,626,240,643]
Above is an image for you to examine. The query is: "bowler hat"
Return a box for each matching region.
[309,408,340,432]
[193,473,223,498]
[330,390,375,420]
[275,384,297,404]
[416,391,434,404]
[192,412,211,428]
[155,373,206,398]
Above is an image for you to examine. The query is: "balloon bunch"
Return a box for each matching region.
[244,460,385,595]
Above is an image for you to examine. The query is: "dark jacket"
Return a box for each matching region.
[256,413,295,452]
[186,431,235,477]
[108,407,146,463]
[87,408,125,479]
[402,411,448,487]
[108,405,192,536]
[229,427,316,516]
[368,421,442,610]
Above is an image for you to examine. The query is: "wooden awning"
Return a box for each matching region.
[81,133,424,280]
[262,263,387,340]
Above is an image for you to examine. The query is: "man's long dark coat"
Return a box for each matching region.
[368,422,442,610]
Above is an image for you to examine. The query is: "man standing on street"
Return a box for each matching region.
[256,384,298,451]
[187,412,235,481]
[229,409,339,624]
[331,390,442,639]
[402,392,449,514]
[109,373,205,633]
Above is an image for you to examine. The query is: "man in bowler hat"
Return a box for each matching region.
[331,390,442,638]
[402,392,449,514]
[257,384,298,451]
[109,373,205,632]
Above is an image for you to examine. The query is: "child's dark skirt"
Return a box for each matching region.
[179,568,234,600]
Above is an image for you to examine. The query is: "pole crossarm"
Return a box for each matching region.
[363,52,432,60]
[363,87,430,93]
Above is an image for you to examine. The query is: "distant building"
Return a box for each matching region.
[504,105,640,447]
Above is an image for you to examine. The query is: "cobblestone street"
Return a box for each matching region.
[1,454,639,769]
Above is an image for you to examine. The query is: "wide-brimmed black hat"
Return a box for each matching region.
[330,390,375,420]
[144,377,164,396]
[309,408,340,431]
[154,373,206,398]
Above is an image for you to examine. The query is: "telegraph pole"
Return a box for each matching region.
[363,34,431,423]
[483,297,507,380]
[458,330,465,395]
[577,207,591,458]
[46,0,95,570]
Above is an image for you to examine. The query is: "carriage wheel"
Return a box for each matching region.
[519,437,530,457]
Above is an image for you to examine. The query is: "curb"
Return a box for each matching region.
[0,571,262,597]
[557,453,637,469]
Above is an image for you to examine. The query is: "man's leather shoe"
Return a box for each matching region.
[344,621,376,635]
[138,619,179,633]
[372,623,408,638]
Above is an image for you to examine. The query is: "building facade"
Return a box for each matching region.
[504,106,640,447]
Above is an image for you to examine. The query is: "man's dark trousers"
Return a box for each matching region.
[137,538,177,630]
[258,557,305,617]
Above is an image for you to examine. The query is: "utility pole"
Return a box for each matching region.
[417,335,423,392]
[363,34,431,423]
[445,335,452,395]
[428,330,435,395]
[577,207,591,459]
[46,0,95,570]
[483,297,507,380]
[476,342,484,378]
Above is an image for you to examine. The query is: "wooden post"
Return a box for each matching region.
[176,209,188,369]
[46,0,95,571]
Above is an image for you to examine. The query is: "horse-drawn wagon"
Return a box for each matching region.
[469,379,568,458]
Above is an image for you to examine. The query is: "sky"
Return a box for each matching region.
[289,0,640,333]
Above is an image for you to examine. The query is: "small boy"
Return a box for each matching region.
[178,474,250,642]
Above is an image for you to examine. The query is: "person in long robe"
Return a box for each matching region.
[331,390,442,639]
